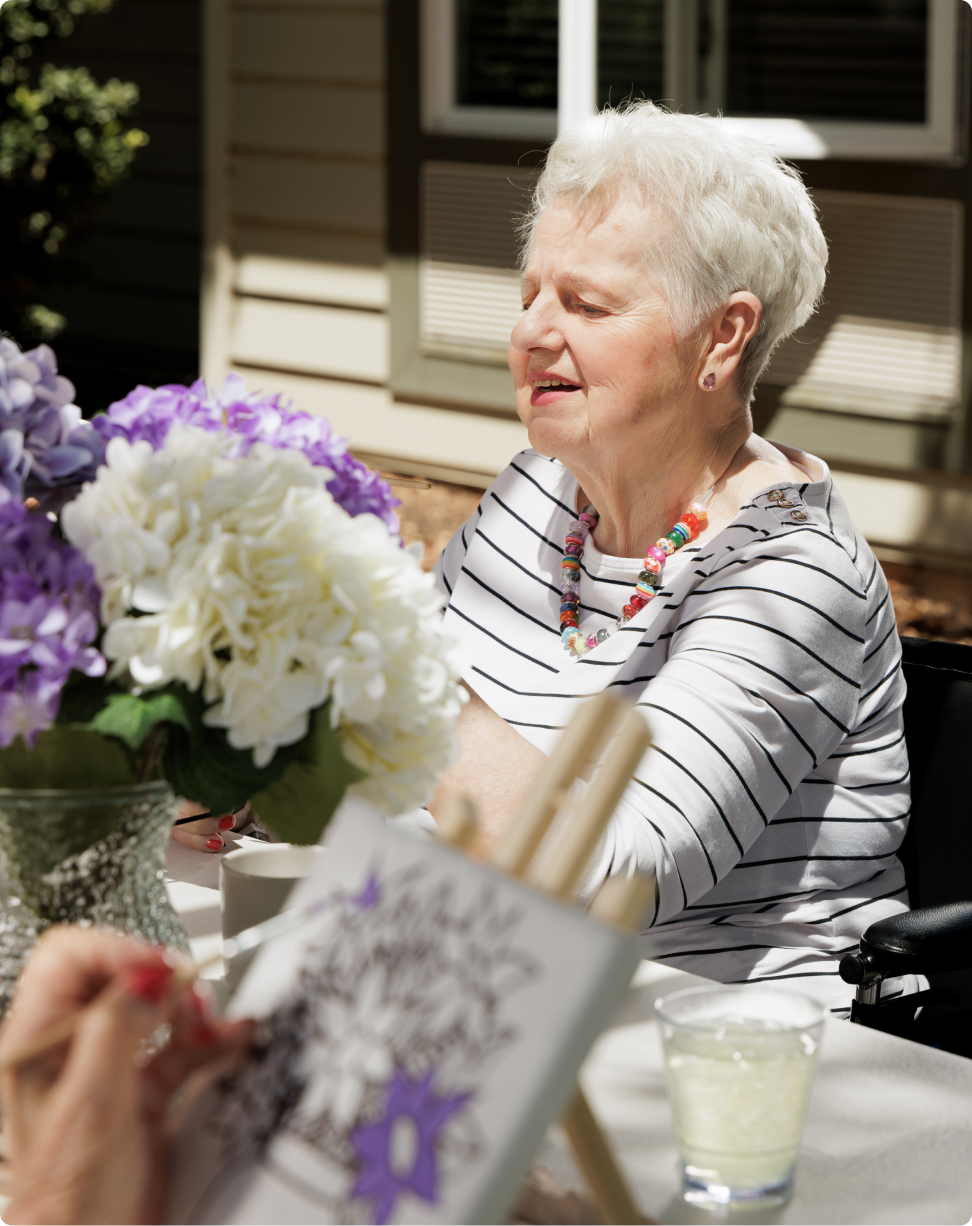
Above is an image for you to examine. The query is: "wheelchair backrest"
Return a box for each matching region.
[899,636,972,908]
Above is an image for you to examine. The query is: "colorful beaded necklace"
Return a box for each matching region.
[560,496,710,655]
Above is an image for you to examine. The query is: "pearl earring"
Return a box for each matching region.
[702,373,716,390]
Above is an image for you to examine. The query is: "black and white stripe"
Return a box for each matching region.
[435,450,910,1009]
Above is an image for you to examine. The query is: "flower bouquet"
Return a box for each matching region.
[0,340,463,1002]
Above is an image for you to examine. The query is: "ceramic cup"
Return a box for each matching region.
[220,843,325,989]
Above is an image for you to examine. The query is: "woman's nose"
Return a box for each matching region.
[510,292,565,355]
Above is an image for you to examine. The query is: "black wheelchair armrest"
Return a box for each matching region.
[840,900,972,981]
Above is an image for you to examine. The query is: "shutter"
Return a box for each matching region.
[770,190,963,423]
[420,161,535,363]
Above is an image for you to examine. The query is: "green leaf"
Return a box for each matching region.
[161,686,303,815]
[87,691,190,751]
[251,709,367,846]
[0,725,135,790]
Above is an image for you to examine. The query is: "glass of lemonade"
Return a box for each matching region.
[656,985,825,1208]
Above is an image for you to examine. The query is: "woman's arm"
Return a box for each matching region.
[427,683,547,856]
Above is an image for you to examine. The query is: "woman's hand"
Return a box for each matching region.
[428,684,547,857]
[0,927,254,1225]
[168,800,240,854]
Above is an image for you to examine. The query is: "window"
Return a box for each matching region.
[423,0,960,158]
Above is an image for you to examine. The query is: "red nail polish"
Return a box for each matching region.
[218,816,235,830]
[206,837,222,851]
[127,963,173,1005]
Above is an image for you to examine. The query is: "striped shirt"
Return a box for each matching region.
[434,448,911,1009]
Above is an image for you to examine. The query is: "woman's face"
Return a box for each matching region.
[509,197,702,471]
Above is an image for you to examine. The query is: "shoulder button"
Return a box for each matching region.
[789,509,808,522]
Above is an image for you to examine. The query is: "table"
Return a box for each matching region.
[165,844,972,1226]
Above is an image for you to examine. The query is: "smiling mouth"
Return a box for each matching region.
[530,378,582,403]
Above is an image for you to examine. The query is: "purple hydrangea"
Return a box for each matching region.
[0,339,106,511]
[0,492,106,748]
[93,374,400,532]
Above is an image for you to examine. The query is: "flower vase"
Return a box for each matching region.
[0,781,190,1014]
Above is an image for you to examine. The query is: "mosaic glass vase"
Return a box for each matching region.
[0,781,190,1014]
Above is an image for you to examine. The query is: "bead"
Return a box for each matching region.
[562,627,575,644]
[638,570,658,585]
[568,520,584,533]
[665,532,682,549]
[670,522,691,544]
[688,501,708,527]
[647,545,666,565]
[682,511,700,538]
[560,603,579,614]
[582,504,598,516]
[562,558,580,571]
[657,538,676,556]
[635,582,655,598]
[596,628,611,644]
[586,634,598,650]
[579,513,597,528]
[565,543,582,556]
[565,533,584,546]
[629,594,647,610]
[623,602,636,618]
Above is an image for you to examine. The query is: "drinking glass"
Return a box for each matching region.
[656,984,824,1208]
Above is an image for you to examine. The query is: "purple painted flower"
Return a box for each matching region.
[350,1067,471,1224]
[350,873,381,911]
[92,374,400,532]
[0,492,105,748]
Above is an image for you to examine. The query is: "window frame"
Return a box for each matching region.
[423,0,962,160]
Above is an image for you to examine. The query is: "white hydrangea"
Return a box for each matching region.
[62,424,464,811]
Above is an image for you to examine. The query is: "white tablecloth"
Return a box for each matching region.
[166,844,972,1226]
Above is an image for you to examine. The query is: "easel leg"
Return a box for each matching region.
[562,1087,646,1225]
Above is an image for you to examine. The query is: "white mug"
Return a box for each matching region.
[220,843,325,989]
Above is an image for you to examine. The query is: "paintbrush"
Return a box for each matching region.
[0,894,340,1071]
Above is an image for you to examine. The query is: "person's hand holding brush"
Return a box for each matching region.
[0,927,254,1224]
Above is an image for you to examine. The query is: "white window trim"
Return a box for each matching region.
[424,0,960,159]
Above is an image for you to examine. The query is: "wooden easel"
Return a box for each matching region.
[435,693,655,1226]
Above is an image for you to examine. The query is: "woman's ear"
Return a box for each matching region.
[696,292,763,392]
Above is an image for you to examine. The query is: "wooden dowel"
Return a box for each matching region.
[589,873,656,933]
[562,1088,646,1225]
[433,793,477,850]
[492,692,623,880]
[535,711,652,902]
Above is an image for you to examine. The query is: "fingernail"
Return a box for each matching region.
[188,1022,218,1046]
[218,816,235,830]
[126,963,174,1005]
[206,837,222,851]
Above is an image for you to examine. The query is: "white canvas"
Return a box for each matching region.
[166,797,640,1226]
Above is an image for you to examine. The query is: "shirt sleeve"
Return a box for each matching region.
[580,537,887,923]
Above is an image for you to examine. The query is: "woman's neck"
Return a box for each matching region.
[574,428,747,559]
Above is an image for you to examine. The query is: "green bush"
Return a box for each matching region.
[0,0,148,341]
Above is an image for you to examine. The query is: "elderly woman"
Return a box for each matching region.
[428,102,909,1011]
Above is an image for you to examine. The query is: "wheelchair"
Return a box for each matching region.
[839,636,972,1057]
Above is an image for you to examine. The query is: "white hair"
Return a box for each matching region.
[520,101,828,404]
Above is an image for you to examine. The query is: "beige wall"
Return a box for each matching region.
[203,0,527,489]
[202,0,972,565]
